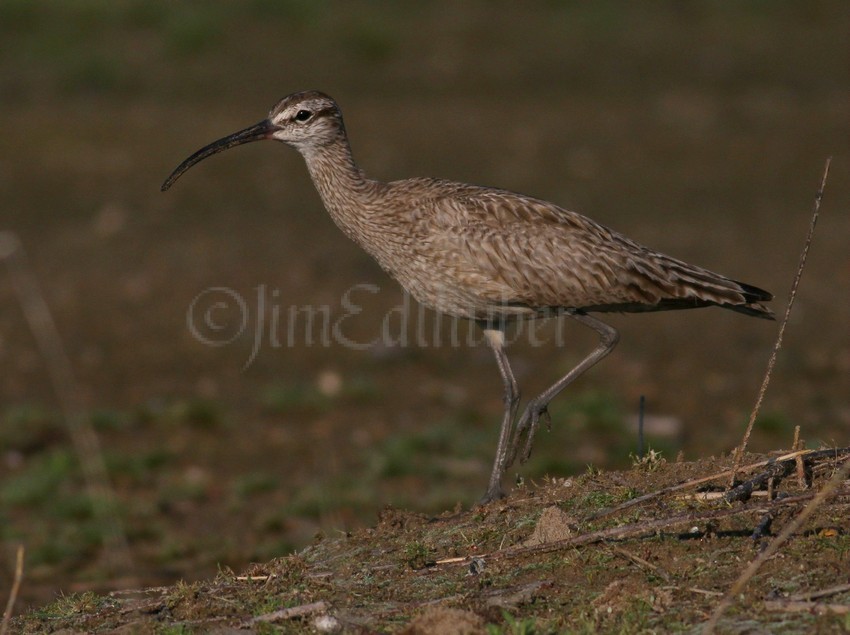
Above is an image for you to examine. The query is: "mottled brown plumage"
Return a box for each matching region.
[163,90,773,503]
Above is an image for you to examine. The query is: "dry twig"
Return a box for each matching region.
[730,157,832,484]
[109,586,170,597]
[763,600,850,615]
[750,513,773,541]
[249,601,329,625]
[788,582,850,602]
[0,233,133,575]
[724,459,796,503]
[704,454,850,634]
[589,448,845,521]
[793,427,808,489]
[686,588,724,598]
[0,545,24,635]
[434,491,831,569]
[685,491,771,501]
[609,545,671,582]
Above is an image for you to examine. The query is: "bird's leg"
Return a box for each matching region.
[508,313,619,465]
[479,324,521,504]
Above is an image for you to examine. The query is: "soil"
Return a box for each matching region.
[11,450,850,633]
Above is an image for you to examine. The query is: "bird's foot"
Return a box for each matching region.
[508,401,551,465]
[476,486,506,507]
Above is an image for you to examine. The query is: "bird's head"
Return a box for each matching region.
[161,90,343,191]
[267,90,344,149]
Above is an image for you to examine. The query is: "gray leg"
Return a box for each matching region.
[479,324,520,504]
[508,312,619,465]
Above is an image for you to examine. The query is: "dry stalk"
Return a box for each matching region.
[729,157,832,485]
[249,600,329,624]
[704,454,850,634]
[763,600,849,615]
[0,545,24,635]
[433,491,825,568]
[0,233,133,575]
[788,582,850,602]
[588,449,819,521]
[608,545,671,582]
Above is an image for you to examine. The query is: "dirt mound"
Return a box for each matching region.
[11,449,850,633]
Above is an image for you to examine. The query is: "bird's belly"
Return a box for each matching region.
[382,260,532,321]
[358,229,531,321]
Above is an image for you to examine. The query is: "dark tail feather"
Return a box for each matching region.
[729,280,774,320]
[736,280,773,303]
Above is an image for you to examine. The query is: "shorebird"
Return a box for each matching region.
[162,90,773,503]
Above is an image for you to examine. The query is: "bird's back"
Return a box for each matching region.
[371,178,773,321]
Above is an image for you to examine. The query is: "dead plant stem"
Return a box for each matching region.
[730,158,832,484]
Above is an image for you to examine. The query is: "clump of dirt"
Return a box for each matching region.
[11,449,850,633]
[523,505,575,546]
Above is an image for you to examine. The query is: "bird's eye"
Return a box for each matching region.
[294,109,312,122]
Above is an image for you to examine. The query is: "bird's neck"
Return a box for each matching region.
[300,137,381,236]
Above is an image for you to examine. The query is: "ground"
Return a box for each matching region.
[0,2,849,631]
[10,450,850,632]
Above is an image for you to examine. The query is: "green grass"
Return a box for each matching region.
[166,398,223,429]
[89,409,133,431]
[106,449,174,484]
[0,404,64,451]
[552,390,626,434]
[261,382,332,414]
[232,471,279,498]
[630,447,666,472]
[403,541,430,569]
[488,611,540,635]
[33,591,115,620]
[755,411,797,435]
[521,390,658,479]
[0,448,76,507]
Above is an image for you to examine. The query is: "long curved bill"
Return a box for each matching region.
[161,119,275,191]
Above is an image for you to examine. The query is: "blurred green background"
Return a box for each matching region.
[1,0,848,607]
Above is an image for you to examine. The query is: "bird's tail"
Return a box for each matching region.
[582,249,776,319]
[658,257,775,319]
[726,280,774,319]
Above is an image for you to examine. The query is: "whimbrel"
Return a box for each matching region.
[162,90,773,503]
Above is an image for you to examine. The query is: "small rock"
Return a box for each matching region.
[313,613,342,633]
[316,370,342,397]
